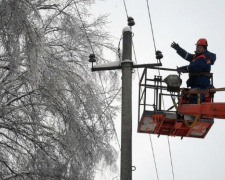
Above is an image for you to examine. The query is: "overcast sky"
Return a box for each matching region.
[92,0,225,179]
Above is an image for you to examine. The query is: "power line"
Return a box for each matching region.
[119,34,140,79]
[120,0,140,79]
[145,2,161,178]
[167,137,175,180]
[145,3,176,178]
[131,39,141,79]
[122,0,129,18]
[149,135,160,180]
[123,2,174,180]
[146,0,157,52]
[121,2,174,180]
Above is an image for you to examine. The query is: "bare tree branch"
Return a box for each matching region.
[0,0,119,179]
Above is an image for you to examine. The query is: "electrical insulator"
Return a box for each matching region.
[155,50,163,60]
[88,54,96,63]
[127,17,135,26]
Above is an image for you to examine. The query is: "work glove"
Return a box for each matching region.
[171,41,180,50]
[177,66,188,73]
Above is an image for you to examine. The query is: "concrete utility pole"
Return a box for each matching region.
[121,27,133,180]
[90,25,162,180]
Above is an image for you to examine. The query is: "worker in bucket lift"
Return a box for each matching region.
[171,38,216,104]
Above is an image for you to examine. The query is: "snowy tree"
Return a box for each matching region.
[0,0,119,179]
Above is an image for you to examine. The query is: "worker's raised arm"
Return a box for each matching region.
[171,41,194,62]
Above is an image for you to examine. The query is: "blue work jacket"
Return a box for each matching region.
[176,47,216,89]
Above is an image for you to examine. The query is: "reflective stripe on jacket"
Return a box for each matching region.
[176,47,216,65]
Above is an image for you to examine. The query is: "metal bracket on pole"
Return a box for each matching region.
[91,61,163,71]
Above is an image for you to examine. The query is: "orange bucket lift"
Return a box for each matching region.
[137,68,225,138]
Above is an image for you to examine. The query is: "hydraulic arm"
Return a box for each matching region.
[178,88,225,119]
[178,103,225,119]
